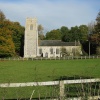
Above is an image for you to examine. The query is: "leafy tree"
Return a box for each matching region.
[69,26,81,42]
[95,11,100,34]
[46,29,61,40]
[0,28,15,57]
[88,21,95,34]
[60,26,69,35]
[9,22,24,56]
[38,24,45,40]
[79,25,88,42]
[0,10,6,21]
[0,14,15,57]
[90,33,99,44]
[60,26,69,42]
[0,10,24,57]
[86,11,100,55]
[85,11,100,55]
[60,25,88,42]
[92,11,100,45]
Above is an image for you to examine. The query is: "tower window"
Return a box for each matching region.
[30,24,33,30]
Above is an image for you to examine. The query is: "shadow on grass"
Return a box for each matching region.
[54,75,94,81]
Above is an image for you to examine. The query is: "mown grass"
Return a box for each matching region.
[0,85,60,99]
[0,59,100,83]
[0,59,100,99]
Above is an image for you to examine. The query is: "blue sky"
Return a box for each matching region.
[0,0,100,32]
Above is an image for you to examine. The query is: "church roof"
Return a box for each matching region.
[39,40,80,46]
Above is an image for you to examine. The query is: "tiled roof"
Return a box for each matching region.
[39,40,80,46]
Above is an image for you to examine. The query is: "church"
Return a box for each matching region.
[24,18,82,58]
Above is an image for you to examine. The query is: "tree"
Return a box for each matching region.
[46,29,61,40]
[0,28,15,57]
[0,13,15,57]
[88,21,95,35]
[9,22,24,56]
[93,11,100,45]
[0,10,6,21]
[95,11,100,34]
[0,10,24,57]
[38,24,45,40]
[60,26,69,42]
[79,25,88,42]
[60,25,88,42]
[87,11,100,51]
[69,26,81,42]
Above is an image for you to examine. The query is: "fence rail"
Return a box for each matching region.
[0,78,100,100]
[0,56,100,61]
[0,78,100,88]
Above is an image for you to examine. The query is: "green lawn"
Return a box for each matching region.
[0,59,100,83]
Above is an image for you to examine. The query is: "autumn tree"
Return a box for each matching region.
[9,22,24,56]
[0,12,15,57]
[83,11,100,55]
[0,10,6,21]
[95,11,100,54]
[90,11,100,45]
[94,11,100,45]
[0,27,15,57]
[0,10,24,57]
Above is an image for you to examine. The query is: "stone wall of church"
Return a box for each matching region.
[24,18,82,58]
[37,46,82,58]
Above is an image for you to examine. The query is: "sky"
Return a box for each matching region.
[0,0,100,32]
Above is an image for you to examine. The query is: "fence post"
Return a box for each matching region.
[59,81,65,100]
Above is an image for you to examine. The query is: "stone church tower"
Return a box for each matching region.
[24,18,38,58]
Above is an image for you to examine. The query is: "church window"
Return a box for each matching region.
[30,24,33,30]
[39,48,42,54]
[50,48,53,54]
[56,48,59,54]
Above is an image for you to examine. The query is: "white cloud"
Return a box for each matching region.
[0,0,100,32]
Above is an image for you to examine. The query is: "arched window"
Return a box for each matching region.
[56,48,59,54]
[50,48,53,54]
[30,24,33,30]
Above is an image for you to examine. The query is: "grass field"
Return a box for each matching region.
[0,59,100,83]
[0,59,100,99]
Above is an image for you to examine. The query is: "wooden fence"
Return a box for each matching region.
[0,56,100,61]
[0,78,100,100]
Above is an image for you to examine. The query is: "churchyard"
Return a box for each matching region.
[0,59,100,99]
